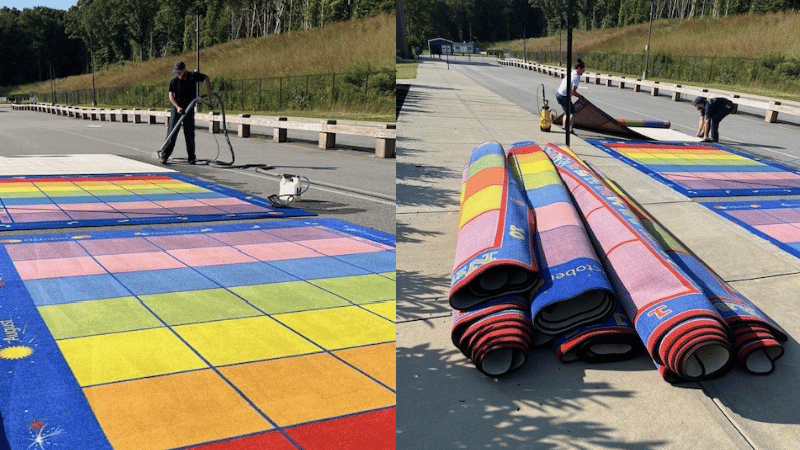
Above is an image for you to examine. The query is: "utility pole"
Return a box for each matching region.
[644,0,655,79]
[565,0,573,146]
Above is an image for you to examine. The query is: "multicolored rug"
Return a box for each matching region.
[0,219,395,449]
[598,169,788,375]
[553,306,644,363]
[450,141,539,310]
[702,200,800,260]
[0,173,313,231]
[506,141,615,342]
[545,143,733,382]
[588,140,800,197]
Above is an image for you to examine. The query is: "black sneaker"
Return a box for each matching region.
[160,157,168,165]
[188,159,196,165]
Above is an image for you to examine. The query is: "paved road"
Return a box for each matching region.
[0,103,395,234]
[446,56,800,167]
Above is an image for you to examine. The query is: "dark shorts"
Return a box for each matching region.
[556,93,574,115]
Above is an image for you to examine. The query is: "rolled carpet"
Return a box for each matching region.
[553,97,649,138]
[451,295,535,376]
[450,141,540,310]
[553,306,645,363]
[615,118,671,129]
[506,141,616,342]
[596,168,788,375]
[544,143,733,382]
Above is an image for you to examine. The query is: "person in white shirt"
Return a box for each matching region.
[555,58,586,133]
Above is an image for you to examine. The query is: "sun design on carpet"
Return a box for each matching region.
[0,345,33,360]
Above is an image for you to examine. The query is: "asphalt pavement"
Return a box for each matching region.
[397,57,800,449]
[0,103,395,234]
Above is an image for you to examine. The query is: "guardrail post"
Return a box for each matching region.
[319,119,336,149]
[109,109,116,122]
[606,76,613,87]
[90,109,98,121]
[651,82,659,97]
[99,109,106,121]
[149,109,157,124]
[238,114,251,138]
[765,101,780,123]
[133,108,142,123]
[274,117,288,142]
[619,77,626,89]
[376,124,396,158]
[672,86,682,101]
[731,95,739,114]
[210,112,220,133]
[634,79,641,92]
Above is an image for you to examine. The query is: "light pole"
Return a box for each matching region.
[565,0,573,146]
[644,0,655,79]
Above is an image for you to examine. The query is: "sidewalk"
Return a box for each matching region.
[397,58,800,449]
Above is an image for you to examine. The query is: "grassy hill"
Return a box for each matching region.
[493,11,800,58]
[489,11,800,100]
[9,13,396,122]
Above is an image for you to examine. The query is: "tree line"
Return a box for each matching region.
[0,0,394,87]
[404,0,800,50]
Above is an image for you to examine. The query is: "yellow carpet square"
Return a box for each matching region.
[57,327,207,386]
[274,306,395,350]
[173,316,322,366]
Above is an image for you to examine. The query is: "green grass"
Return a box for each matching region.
[5,14,395,122]
[397,62,418,79]
[489,11,800,101]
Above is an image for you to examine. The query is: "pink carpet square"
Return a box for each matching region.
[213,204,271,214]
[298,237,386,256]
[535,202,584,232]
[106,201,163,210]
[606,241,692,310]
[585,207,638,251]
[208,230,287,245]
[10,211,73,222]
[167,246,258,267]
[67,211,128,220]
[145,234,228,250]
[198,198,245,206]
[95,251,186,273]
[266,227,343,241]
[171,207,229,216]
[6,204,60,213]
[59,203,118,212]
[754,223,800,243]
[765,209,800,223]
[14,256,107,280]
[155,199,208,208]
[727,209,782,226]
[453,209,499,270]
[538,225,597,267]
[235,242,323,261]
[80,237,162,256]
[4,241,88,261]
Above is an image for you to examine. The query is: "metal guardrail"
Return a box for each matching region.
[499,58,800,123]
[12,103,396,158]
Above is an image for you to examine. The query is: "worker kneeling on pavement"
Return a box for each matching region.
[693,96,734,143]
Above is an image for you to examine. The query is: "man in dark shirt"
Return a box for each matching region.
[693,96,734,142]
[159,61,213,164]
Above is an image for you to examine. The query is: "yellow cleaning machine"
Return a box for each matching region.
[537,84,552,132]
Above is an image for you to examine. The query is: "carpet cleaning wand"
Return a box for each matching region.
[537,84,552,132]
[154,92,235,166]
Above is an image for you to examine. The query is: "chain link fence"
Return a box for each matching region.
[32,71,396,113]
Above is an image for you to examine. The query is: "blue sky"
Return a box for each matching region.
[1,1,77,10]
